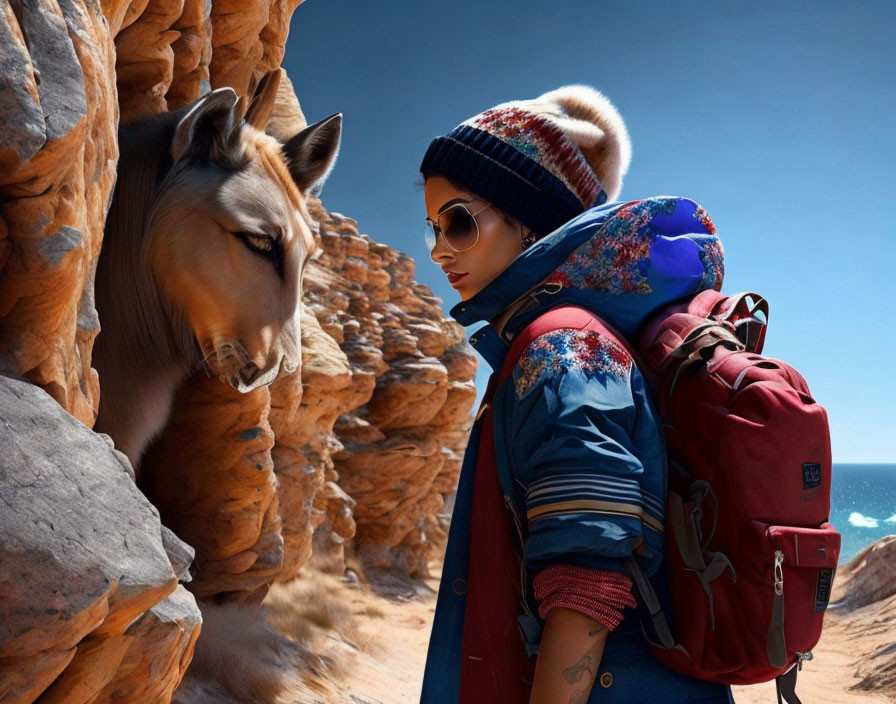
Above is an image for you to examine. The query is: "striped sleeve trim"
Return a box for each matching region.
[525,472,664,533]
[527,473,644,502]
[527,499,665,534]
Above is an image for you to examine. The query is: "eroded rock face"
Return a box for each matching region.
[0,0,119,428]
[209,0,305,98]
[113,0,305,123]
[829,536,896,697]
[832,536,896,610]
[95,586,202,703]
[2,8,476,702]
[270,310,356,582]
[140,379,283,603]
[0,374,200,703]
[305,210,478,576]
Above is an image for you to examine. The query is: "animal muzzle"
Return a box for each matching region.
[237,361,263,386]
[230,359,281,392]
[204,339,288,392]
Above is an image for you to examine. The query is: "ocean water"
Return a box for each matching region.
[830,463,896,563]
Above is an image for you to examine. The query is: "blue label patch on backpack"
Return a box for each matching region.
[802,462,822,490]
[814,567,833,612]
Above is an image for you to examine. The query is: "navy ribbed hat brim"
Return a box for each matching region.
[420,126,588,238]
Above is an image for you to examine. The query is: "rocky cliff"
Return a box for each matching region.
[0,1,475,701]
[0,374,200,703]
[306,208,476,577]
[829,537,896,694]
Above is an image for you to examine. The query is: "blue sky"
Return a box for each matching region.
[283,0,896,463]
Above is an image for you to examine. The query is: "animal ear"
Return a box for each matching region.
[244,69,282,130]
[282,113,342,196]
[171,88,241,163]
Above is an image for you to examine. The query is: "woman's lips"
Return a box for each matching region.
[446,272,468,286]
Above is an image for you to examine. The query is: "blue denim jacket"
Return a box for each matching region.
[420,197,733,703]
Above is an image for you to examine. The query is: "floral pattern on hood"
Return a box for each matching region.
[451,196,724,338]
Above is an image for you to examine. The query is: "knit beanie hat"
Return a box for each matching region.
[420,85,632,240]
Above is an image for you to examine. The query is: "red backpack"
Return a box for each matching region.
[500,291,840,703]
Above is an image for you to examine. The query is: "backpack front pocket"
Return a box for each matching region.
[743,520,841,670]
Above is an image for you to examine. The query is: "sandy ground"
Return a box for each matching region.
[334,570,439,704]
[731,608,894,704]
[271,562,893,704]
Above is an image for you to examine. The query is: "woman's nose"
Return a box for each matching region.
[429,231,455,264]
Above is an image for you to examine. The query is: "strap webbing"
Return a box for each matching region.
[776,666,804,704]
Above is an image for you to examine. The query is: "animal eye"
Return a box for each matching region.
[234,231,283,277]
[246,233,273,252]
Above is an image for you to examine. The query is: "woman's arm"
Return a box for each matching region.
[529,607,608,704]
[506,326,658,702]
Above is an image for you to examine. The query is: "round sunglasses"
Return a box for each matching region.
[425,202,494,253]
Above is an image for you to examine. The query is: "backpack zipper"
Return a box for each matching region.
[774,550,784,596]
[766,549,787,668]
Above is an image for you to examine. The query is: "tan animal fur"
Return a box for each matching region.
[94,75,341,467]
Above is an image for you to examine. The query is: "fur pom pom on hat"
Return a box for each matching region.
[420,84,631,240]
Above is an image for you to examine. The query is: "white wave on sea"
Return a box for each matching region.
[848,512,880,528]
[885,514,896,523]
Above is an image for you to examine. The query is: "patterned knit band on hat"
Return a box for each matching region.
[420,85,632,241]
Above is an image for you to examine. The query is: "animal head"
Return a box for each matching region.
[144,73,341,392]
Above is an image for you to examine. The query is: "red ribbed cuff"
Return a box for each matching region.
[532,564,637,631]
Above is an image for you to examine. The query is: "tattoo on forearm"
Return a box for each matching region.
[562,654,593,684]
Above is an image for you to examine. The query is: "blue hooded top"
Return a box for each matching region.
[420,196,731,704]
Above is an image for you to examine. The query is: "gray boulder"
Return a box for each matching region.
[0,374,201,703]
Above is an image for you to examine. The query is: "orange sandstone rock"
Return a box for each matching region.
[270,309,357,581]
[114,0,183,122]
[0,0,118,428]
[141,376,283,602]
[166,0,213,110]
[305,208,478,576]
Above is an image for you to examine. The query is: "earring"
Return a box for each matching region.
[522,230,539,247]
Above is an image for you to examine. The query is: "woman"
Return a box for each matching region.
[418,86,733,703]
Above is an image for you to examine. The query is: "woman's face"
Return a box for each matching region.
[425,175,523,301]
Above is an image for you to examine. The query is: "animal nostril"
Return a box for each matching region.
[240,362,260,385]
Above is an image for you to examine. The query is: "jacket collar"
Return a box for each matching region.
[468,325,507,373]
[451,203,621,375]
[449,202,618,328]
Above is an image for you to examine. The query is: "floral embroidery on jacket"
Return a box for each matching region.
[545,198,678,295]
[514,328,633,398]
